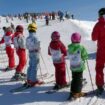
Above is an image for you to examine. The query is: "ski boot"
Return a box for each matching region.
[11,72,26,81]
[96,86,104,96]
[4,66,15,72]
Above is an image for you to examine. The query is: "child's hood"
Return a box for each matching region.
[29,32,36,37]
[14,32,23,37]
[50,40,62,50]
[68,43,81,53]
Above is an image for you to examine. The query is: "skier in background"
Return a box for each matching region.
[91,8,105,95]
[45,15,49,25]
[58,11,64,22]
[65,11,70,19]
[48,31,68,90]
[0,27,15,71]
[11,23,15,32]
[24,23,43,87]
[67,32,88,99]
[11,25,26,81]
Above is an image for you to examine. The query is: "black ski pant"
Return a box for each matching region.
[70,71,83,93]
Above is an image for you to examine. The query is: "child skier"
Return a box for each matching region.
[48,31,68,90]
[67,32,88,99]
[0,27,15,71]
[11,25,26,81]
[24,23,43,87]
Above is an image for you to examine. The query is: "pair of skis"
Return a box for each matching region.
[10,79,55,93]
[10,81,44,93]
[45,78,88,94]
[10,77,87,95]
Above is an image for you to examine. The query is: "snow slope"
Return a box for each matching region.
[0,17,105,105]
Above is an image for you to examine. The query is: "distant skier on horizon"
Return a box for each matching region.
[45,15,49,25]
[58,11,64,22]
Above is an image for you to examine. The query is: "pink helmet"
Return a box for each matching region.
[51,31,60,41]
[71,32,81,43]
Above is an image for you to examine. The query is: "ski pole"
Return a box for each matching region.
[39,63,44,81]
[86,60,95,91]
[40,52,49,75]
[23,55,28,74]
[65,62,70,83]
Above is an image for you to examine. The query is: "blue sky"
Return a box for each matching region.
[0,0,105,21]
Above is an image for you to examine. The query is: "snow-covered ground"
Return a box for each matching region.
[0,17,105,105]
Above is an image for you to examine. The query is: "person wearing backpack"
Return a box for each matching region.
[91,8,105,95]
[24,23,43,87]
[11,25,26,81]
[67,32,88,99]
[48,31,68,90]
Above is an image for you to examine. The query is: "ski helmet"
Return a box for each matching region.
[98,8,105,17]
[71,32,81,43]
[28,23,37,32]
[16,25,24,33]
[51,31,60,41]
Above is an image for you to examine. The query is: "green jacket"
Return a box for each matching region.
[68,43,88,72]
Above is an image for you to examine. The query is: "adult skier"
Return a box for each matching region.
[91,8,105,95]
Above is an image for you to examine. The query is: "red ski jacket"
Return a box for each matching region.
[0,31,14,47]
[92,17,105,61]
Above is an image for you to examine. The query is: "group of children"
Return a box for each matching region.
[0,22,88,99]
[48,31,88,99]
[0,25,27,81]
[1,7,105,100]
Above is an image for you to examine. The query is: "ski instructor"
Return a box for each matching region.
[91,8,105,95]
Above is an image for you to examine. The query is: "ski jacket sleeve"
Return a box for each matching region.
[81,46,88,61]
[60,42,67,56]
[48,46,51,55]
[0,37,4,44]
[91,23,99,41]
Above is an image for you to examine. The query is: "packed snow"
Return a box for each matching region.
[0,17,105,105]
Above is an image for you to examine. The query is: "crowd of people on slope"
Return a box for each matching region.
[0,8,105,100]
[0,10,74,27]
